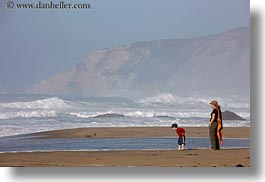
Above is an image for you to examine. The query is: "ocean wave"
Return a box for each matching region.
[70,112,125,118]
[138,93,211,105]
[0,97,70,109]
[93,113,125,118]
[138,93,178,104]
[123,110,210,119]
[137,93,250,109]
[69,111,210,119]
[70,111,157,119]
[125,111,156,118]
[0,110,57,119]
[154,115,176,120]
[221,102,250,109]
[234,112,250,119]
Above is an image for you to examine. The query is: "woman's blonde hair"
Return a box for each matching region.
[209,100,219,107]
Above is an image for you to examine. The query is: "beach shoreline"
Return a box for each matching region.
[32,126,250,139]
[0,127,250,167]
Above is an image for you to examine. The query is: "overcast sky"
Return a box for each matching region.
[0,0,249,91]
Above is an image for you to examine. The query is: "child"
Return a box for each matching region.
[171,123,186,150]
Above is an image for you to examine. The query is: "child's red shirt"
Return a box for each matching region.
[176,128,185,137]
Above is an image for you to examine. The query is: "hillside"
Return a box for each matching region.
[28,27,250,98]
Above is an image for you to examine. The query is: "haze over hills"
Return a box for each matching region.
[27,27,250,98]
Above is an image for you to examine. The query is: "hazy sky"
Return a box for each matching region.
[0,0,250,90]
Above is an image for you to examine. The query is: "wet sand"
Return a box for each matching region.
[33,127,250,139]
[0,127,250,167]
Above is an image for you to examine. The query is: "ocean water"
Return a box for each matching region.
[0,135,250,152]
[0,94,250,137]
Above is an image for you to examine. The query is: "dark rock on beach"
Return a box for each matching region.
[93,113,125,118]
[222,110,245,121]
[154,115,176,120]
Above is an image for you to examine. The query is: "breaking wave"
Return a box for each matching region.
[137,93,250,109]
[70,112,125,118]
[0,97,70,109]
[138,93,211,105]
[0,110,57,119]
[69,111,211,119]
[70,111,158,119]
[138,93,179,104]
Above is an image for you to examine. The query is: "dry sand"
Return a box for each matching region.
[0,149,250,167]
[0,127,250,167]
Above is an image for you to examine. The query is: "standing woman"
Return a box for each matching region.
[209,100,222,150]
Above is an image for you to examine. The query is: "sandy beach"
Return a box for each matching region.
[0,149,250,167]
[0,127,250,167]
[34,126,250,139]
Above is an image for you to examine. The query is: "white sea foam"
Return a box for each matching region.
[221,102,250,109]
[125,111,210,118]
[235,112,250,119]
[70,111,155,119]
[70,110,210,119]
[138,93,178,104]
[0,110,57,119]
[138,93,211,105]
[0,97,70,109]
[125,111,156,118]
[138,93,250,109]
[70,112,99,118]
